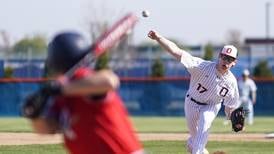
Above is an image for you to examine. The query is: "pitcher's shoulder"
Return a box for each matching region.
[228,72,238,84]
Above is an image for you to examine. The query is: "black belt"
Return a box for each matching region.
[187,94,207,105]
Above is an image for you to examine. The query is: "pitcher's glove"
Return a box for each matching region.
[21,81,62,119]
[230,107,245,132]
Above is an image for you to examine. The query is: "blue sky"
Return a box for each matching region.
[0,0,273,45]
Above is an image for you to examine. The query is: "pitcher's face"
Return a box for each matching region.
[217,54,237,73]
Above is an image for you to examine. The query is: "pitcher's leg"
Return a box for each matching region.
[192,104,221,154]
[184,101,199,153]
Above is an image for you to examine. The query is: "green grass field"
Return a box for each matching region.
[1,116,274,133]
[133,116,274,133]
[0,116,274,154]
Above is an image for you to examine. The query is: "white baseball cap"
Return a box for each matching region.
[220,45,238,59]
[242,69,250,76]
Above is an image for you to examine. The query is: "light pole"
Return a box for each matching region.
[266,2,271,39]
[265,2,271,57]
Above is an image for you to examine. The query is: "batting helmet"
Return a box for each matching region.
[46,31,90,75]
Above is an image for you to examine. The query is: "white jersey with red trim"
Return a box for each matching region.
[180,50,239,154]
[148,31,240,153]
[180,50,239,108]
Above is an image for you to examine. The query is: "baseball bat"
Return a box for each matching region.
[65,13,139,77]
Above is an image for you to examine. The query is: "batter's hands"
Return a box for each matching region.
[41,75,68,96]
[148,30,160,40]
[41,81,62,96]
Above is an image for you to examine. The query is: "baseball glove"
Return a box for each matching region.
[230,107,245,132]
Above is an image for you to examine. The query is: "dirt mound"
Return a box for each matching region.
[0,133,273,145]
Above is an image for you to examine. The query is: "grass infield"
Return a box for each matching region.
[1,116,273,133]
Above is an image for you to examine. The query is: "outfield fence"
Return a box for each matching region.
[0,77,273,116]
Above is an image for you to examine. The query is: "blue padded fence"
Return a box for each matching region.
[0,78,273,116]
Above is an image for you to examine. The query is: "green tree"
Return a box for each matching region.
[3,67,13,78]
[151,58,165,77]
[95,52,109,70]
[12,34,47,54]
[253,60,272,77]
[203,43,214,60]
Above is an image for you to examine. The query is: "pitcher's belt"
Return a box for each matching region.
[187,94,207,105]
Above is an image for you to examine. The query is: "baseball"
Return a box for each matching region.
[142,10,150,18]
